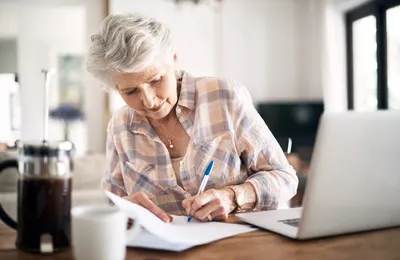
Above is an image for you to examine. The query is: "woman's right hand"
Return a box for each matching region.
[123,192,173,223]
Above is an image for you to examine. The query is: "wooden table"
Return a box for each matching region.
[1,216,400,260]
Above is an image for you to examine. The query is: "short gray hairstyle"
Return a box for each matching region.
[86,13,175,90]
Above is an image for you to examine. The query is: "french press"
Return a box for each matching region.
[0,70,74,253]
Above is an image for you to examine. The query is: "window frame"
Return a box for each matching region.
[346,0,400,110]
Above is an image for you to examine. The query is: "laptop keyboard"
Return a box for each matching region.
[278,218,300,227]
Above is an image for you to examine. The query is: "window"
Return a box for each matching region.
[346,0,400,110]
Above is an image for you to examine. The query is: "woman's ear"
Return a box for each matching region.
[172,53,180,74]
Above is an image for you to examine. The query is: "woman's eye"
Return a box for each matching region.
[150,77,161,85]
[126,88,139,95]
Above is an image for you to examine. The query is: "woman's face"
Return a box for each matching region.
[111,62,178,121]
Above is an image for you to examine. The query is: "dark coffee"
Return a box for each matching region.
[16,177,72,252]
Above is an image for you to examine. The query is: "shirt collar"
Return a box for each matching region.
[176,70,196,111]
[129,108,157,137]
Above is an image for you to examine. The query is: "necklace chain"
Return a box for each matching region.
[151,116,179,149]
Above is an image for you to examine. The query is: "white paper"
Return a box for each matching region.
[171,215,200,225]
[104,191,257,251]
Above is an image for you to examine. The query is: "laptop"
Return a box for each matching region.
[236,111,400,240]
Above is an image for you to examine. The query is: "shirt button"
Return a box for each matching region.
[177,107,182,114]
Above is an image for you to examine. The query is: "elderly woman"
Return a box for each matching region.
[87,13,298,223]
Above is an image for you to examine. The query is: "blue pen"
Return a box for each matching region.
[187,160,214,222]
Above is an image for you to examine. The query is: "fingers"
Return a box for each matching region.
[191,189,218,213]
[136,193,171,223]
[193,199,226,221]
[186,189,230,222]
[182,197,194,216]
[123,192,171,223]
[210,210,229,221]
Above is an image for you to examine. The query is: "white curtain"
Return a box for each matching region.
[321,0,348,112]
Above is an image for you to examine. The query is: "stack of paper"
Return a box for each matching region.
[104,191,257,251]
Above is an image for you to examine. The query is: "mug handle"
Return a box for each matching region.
[0,159,18,230]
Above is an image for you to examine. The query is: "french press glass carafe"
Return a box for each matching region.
[0,140,74,253]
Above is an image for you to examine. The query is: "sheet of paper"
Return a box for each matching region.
[104,191,257,250]
[127,228,193,251]
[170,215,200,225]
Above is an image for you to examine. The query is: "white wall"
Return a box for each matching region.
[321,0,348,112]
[221,0,327,104]
[221,0,301,103]
[296,0,324,100]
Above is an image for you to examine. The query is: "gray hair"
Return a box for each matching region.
[86,13,175,90]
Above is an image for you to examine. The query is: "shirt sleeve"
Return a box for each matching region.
[233,82,299,210]
[101,120,128,198]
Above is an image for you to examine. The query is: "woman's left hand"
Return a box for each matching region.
[182,188,236,221]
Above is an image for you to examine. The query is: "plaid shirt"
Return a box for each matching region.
[103,71,298,215]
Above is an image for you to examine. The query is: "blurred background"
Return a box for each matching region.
[0,0,399,208]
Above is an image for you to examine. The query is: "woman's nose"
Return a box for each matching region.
[141,87,156,108]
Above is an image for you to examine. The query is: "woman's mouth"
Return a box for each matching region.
[151,101,165,112]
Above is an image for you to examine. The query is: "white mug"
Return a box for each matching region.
[72,204,140,260]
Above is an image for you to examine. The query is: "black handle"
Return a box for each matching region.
[0,159,18,230]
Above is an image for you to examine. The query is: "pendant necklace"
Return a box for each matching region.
[152,116,179,149]
[167,139,174,149]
